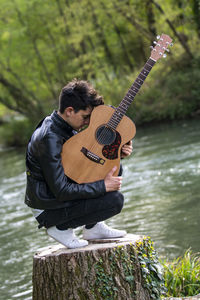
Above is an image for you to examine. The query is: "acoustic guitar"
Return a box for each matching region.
[61,34,173,183]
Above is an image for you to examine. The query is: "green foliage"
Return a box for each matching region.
[162,249,200,297]
[0,0,199,122]
[136,237,167,299]
[0,0,199,144]
[127,55,200,124]
[0,118,33,147]
[93,237,166,299]
[94,256,118,299]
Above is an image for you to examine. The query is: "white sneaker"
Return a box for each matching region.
[83,222,127,240]
[47,226,88,249]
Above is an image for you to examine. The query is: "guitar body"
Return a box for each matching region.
[61,105,136,183]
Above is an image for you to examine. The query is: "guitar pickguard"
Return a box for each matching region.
[102,131,121,160]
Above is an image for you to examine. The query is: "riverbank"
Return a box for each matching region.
[0,111,199,148]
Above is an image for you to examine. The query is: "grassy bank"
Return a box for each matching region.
[161,250,200,298]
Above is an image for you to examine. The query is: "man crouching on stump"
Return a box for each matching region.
[25,79,133,248]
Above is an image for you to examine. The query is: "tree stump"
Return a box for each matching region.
[32,234,165,300]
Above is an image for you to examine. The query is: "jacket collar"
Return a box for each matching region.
[51,110,76,138]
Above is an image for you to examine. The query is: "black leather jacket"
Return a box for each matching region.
[25,111,106,209]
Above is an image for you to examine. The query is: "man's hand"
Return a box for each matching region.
[121,140,133,158]
[104,166,122,192]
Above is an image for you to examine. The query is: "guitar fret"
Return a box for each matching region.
[111,118,119,125]
[108,119,115,125]
[138,73,146,81]
[141,69,148,77]
[120,102,128,109]
[123,98,131,105]
[115,113,123,120]
[111,113,120,120]
[145,63,153,71]
[118,106,128,114]
[109,119,118,127]
[133,82,141,89]
[117,107,126,115]
[135,78,143,85]
[115,110,123,117]
[112,117,120,123]
[125,95,133,102]
[126,93,133,100]
[123,99,132,107]
[142,68,150,75]
[107,124,115,130]
[130,86,139,93]
[147,58,155,67]
[127,90,136,97]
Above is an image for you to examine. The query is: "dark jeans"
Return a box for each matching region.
[36,191,124,229]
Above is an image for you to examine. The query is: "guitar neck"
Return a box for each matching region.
[107,57,156,129]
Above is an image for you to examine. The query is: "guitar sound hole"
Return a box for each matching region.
[96,125,116,145]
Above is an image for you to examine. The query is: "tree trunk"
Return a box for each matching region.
[192,0,200,39]
[32,234,165,300]
[146,0,157,44]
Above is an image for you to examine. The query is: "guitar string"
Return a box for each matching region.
[88,103,128,155]
[88,86,137,154]
[89,123,116,155]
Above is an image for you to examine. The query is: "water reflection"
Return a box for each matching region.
[0,118,200,299]
[115,119,200,260]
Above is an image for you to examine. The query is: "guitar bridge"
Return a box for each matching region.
[81,147,105,165]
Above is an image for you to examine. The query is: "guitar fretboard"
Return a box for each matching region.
[107,58,156,129]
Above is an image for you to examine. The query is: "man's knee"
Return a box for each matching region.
[112,191,124,214]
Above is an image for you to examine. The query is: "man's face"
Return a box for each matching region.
[66,106,93,131]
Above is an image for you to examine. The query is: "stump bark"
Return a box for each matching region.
[32,234,163,300]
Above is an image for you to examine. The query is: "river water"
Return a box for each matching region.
[0,118,200,300]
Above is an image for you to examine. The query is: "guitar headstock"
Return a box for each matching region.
[150,34,173,62]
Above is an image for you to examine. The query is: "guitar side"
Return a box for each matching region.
[61,105,136,183]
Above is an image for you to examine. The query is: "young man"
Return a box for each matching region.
[25,79,133,248]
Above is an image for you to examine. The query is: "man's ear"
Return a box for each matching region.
[64,107,75,117]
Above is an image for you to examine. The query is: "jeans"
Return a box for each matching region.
[36,191,124,229]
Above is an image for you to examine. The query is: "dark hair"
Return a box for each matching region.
[58,78,104,113]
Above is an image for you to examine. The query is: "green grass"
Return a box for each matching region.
[161,250,200,297]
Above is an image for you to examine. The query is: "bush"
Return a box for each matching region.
[124,55,200,124]
[0,118,34,147]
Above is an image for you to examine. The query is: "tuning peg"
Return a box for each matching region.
[153,41,157,44]
[156,35,160,40]
[162,47,170,52]
[159,52,167,58]
[166,42,173,47]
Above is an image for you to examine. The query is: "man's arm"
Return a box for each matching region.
[37,133,106,202]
